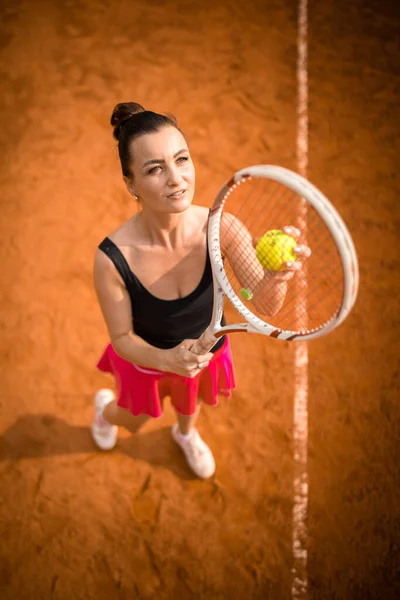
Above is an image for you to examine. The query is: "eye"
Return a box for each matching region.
[177,155,189,164]
[147,165,161,175]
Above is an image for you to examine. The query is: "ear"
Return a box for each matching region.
[123,176,136,197]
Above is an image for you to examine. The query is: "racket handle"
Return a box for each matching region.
[190,328,219,355]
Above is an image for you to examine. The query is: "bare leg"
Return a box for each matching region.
[103,400,151,435]
[172,398,215,478]
[175,399,201,435]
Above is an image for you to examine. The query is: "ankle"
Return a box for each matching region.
[178,427,195,440]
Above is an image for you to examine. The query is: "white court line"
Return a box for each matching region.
[292,0,309,599]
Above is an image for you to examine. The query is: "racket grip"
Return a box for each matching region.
[190,328,218,355]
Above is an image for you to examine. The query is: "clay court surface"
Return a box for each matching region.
[0,0,399,598]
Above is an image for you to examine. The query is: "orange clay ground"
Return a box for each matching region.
[0,0,399,598]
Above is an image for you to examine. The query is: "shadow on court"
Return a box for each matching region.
[0,414,196,480]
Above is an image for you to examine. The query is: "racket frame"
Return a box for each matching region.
[207,165,359,342]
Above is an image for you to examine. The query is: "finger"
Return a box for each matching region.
[283,225,301,239]
[293,244,312,259]
[188,361,210,377]
[197,361,210,370]
[195,353,213,365]
[180,339,198,350]
[272,270,295,281]
[184,352,213,367]
[284,260,303,271]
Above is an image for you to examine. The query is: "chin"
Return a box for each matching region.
[168,195,193,213]
[169,203,191,214]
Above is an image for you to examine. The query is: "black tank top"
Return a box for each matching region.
[98,237,225,353]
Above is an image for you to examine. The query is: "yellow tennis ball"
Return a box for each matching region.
[240,287,253,300]
[255,229,297,271]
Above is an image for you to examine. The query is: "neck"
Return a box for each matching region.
[135,208,190,249]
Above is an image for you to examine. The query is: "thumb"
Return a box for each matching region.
[180,339,197,350]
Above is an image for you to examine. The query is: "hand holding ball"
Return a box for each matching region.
[239,228,310,301]
[255,229,298,271]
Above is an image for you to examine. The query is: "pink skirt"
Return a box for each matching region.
[96,338,236,418]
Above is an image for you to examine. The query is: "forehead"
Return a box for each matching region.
[131,127,188,163]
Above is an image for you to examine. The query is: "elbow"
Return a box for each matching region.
[110,331,132,359]
[252,294,286,317]
[252,301,279,318]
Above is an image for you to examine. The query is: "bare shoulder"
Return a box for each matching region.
[106,215,139,246]
[93,245,119,283]
[93,218,135,281]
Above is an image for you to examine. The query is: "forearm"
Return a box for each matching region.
[112,331,169,371]
[252,278,288,316]
[230,253,289,316]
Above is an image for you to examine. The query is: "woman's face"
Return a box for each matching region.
[127,126,195,214]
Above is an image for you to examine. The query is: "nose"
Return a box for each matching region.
[167,165,182,187]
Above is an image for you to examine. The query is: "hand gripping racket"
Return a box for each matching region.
[191,165,359,355]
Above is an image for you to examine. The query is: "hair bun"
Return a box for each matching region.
[111,102,146,140]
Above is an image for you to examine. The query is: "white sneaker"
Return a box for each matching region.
[91,388,118,451]
[171,424,215,479]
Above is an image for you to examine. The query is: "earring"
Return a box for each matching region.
[133,193,139,199]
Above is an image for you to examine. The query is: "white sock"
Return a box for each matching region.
[179,428,194,440]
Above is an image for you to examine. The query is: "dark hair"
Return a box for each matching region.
[110,102,180,177]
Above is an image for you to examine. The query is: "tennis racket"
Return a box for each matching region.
[191,165,359,355]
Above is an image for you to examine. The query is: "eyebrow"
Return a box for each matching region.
[142,148,188,168]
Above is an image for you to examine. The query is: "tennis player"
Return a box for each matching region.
[91,103,236,479]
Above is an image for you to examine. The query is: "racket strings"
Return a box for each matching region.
[221,180,290,294]
[220,177,344,333]
[282,267,342,325]
[225,252,342,331]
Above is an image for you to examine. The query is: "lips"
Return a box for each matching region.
[167,189,186,199]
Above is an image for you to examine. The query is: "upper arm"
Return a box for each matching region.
[93,248,133,344]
